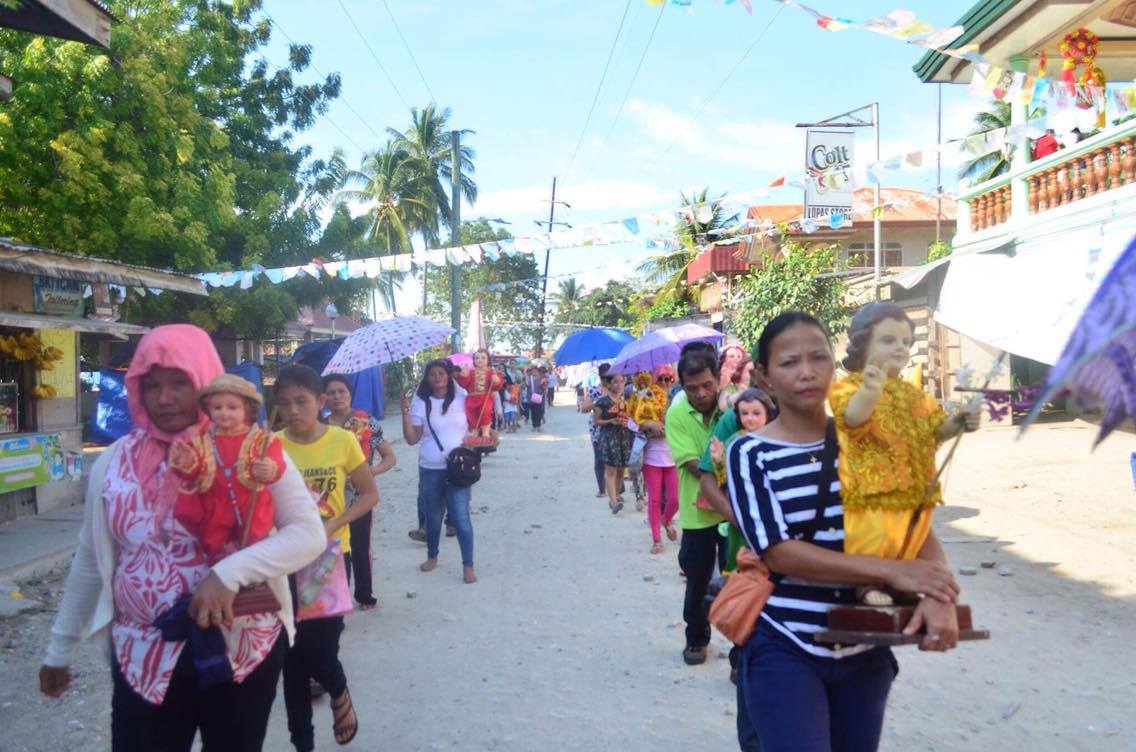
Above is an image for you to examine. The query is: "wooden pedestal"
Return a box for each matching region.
[814,604,990,647]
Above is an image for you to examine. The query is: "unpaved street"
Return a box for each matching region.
[2,402,1134,751]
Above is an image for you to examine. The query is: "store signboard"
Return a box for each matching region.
[33,276,84,317]
[804,129,856,220]
[0,432,65,493]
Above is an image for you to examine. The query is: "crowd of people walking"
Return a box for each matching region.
[35,306,975,752]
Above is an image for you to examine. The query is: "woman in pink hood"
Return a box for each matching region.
[39,325,324,752]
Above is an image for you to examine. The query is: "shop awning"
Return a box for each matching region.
[0,310,148,337]
[0,238,206,296]
[0,0,114,48]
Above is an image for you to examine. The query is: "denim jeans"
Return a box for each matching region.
[737,620,897,752]
[418,466,474,566]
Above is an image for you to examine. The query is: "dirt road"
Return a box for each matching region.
[1,403,1133,751]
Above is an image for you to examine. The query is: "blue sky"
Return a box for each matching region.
[262,0,983,312]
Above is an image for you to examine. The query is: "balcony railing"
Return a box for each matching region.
[686,244,750,284]
[961,119,1136,235]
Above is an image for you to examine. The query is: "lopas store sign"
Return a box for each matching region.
[804,129,856,221]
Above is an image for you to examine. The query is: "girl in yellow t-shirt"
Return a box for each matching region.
[274,365,378,747]
[829,303,979,605]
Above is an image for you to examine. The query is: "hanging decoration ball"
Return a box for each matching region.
[1059,28,1101,96]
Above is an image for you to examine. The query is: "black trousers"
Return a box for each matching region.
[347,511,376,606]
[592,441,605,494]
[111,633,285,752]
[528,401,545,428]
[283,616,348,752]
[678,525,725,648]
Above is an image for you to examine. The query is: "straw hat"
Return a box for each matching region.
[197,373,263,406]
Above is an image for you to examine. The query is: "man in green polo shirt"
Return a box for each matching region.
[665,348,723,666]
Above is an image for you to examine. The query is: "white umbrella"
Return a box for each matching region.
[321,315,454,375]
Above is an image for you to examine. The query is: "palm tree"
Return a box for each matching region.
[552,277,585,313]
[959,100,1043,185]
[637,188,739,301]
[335,142,426,314]
[388,104,478,244]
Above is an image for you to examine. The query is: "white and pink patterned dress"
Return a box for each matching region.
[107,429,282,704]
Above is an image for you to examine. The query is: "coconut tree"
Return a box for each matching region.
[334,142,427,313]
[552,277,585,315]
[388,104,478,244]
[637,188,740,302]
[959,100,1043,185]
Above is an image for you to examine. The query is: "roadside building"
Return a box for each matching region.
[0,239,204,521]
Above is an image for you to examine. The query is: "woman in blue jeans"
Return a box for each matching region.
[401,360,477,584]
[725,312,960,752]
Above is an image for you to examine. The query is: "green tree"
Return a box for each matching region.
[425,219,540,352]
[729,241,850,351]
[958,100,1042,185]
[0,0,343,340]
[552,277,585,318]
[557,279,639,329]
[389,104,477,246]
[638,188,739,302]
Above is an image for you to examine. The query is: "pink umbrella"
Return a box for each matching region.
[321,315,454,376]
[448,352,474,369]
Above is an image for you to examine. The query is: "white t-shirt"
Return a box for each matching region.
[410,393,468,470]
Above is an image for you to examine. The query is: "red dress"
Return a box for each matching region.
[169,426,285,563]
[456,367,503,429]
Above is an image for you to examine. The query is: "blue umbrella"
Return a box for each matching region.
[1022,235,1136,445]
[554,327,636,366]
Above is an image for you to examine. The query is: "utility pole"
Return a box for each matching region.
[449,130,462,352]
[532,177,571,356]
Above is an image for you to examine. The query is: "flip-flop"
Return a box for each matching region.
[665,524,678,541]
[330,687,358,745]
[609,500,623,515]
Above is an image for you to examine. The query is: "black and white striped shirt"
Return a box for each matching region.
[726,434,872,659]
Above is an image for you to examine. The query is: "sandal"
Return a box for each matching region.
[651,540,665,554]
[330,687,358,745]
[609,500,623,515]
[635,500,645,513]
[665,524,678,541]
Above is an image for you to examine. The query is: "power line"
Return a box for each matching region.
[380,0,436,103]
[335,0,411,111]
[564,0,634,177]
[655,5,784,161]
[581,0,666,184]
[263,12,386,146]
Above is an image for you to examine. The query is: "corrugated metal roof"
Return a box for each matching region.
[0,309,148,336]
[0,238,207,296]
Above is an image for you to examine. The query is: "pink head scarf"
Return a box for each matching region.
[124,325,223,501]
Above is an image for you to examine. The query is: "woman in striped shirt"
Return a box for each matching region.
[726,312,960,752]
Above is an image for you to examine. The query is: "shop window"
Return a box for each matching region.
[847,242,903,268]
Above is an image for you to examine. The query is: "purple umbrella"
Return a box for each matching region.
[1022,236,1136,445]
[609,323,725,375]
[321,315,454,376]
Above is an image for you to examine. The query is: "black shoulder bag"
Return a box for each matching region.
[424,404,481,488]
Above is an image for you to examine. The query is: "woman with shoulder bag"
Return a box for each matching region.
[724,312,961,752]
[401,360,477,584]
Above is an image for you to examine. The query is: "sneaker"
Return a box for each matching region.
[408,528,426,543]
[683,645,708,666]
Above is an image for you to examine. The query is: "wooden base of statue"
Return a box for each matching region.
[814,604,990,647]
[462,430,500,449]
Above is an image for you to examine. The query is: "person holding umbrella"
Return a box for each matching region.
[401,360,478,584]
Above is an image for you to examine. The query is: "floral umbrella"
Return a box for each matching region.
[321,316,454,376]
[1022,236,1136,445]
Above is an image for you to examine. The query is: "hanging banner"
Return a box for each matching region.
[804,129,856,220]
[0,432,65,493]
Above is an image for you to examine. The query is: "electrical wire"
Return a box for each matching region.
[654,5,784,161]
[380,0,436,103]
[335,0,411,110]
[564,0,634,178]
[579,0,667,185]
[264,13,386,146]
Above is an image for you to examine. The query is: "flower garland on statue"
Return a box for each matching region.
[0,332,64,399]
[1060,28,1101,95]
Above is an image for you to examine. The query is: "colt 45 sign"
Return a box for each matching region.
[804,129,856,221]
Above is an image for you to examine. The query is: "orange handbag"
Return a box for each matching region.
[708,547,773,645]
